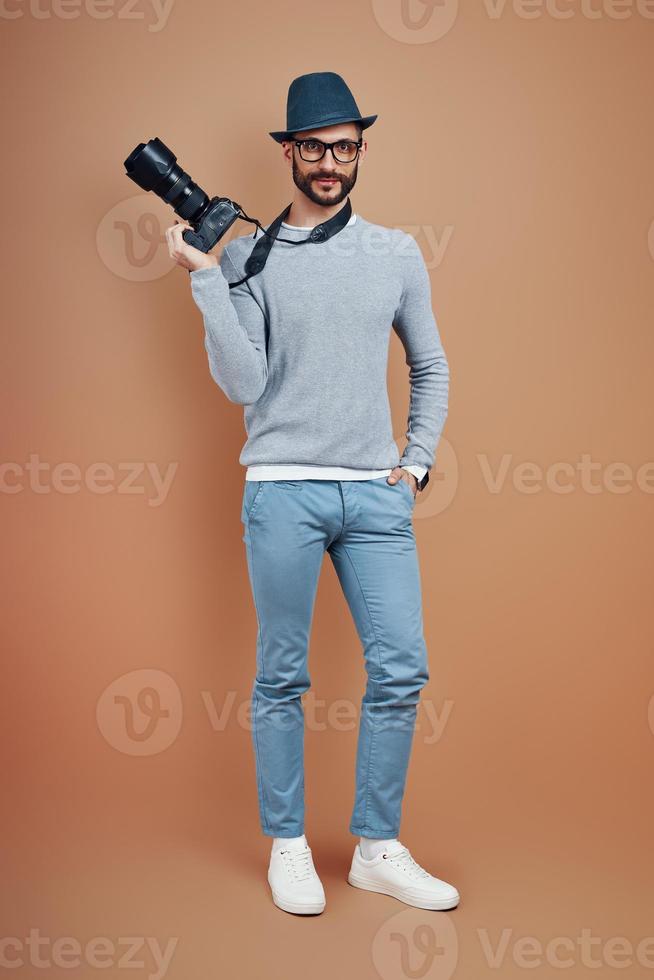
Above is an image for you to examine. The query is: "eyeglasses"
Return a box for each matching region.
[294,138,362,164]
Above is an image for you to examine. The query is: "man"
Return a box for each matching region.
[166,71,458,916]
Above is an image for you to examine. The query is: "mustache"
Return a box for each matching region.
[312,174,342,180]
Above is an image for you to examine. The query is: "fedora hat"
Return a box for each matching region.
[269,71,378,143]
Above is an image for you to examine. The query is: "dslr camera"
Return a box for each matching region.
[124,137,241,253]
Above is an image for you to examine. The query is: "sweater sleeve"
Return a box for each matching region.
[189,246,268,405]
[392,234,449,473]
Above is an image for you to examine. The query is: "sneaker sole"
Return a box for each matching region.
[347,871,459,911]
[270,888,325,915]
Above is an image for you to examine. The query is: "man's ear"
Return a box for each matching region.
[281,140,293,165]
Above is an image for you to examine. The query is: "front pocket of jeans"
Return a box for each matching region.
[272,481,303,490]
[397,479,415,505]
[243,481,265,519]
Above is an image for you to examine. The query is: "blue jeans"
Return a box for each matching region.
[240,476,429,839]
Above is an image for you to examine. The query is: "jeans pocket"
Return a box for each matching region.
[396,477,416,505]
[272,481,303,490]
[242,481,265,520]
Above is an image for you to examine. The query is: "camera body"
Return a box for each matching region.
[124,137,241,253]
[180,197,241,252]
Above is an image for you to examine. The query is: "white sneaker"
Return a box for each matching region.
[268,842,326,915]
[348,841,459,911]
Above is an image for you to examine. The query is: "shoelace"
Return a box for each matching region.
[383,845,431,879]
[280,846,315,882]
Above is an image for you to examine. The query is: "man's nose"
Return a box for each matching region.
[321,148,339,169]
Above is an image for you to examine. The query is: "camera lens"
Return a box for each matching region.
[124,137,209,223]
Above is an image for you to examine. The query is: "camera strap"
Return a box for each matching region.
[227,196,353,289]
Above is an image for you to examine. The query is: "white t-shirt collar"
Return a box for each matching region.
[281,213,357,230]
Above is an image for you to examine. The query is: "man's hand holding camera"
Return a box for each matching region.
[165,219,218,273]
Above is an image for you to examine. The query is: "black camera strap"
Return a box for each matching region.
[227,196,353,289]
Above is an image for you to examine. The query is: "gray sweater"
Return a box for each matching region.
[189,212,449,474]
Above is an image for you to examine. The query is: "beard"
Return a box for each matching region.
[292,155,359,207]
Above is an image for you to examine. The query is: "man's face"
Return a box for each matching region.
[282,122,366,208]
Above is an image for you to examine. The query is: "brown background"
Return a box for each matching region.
[2,1,653,978]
